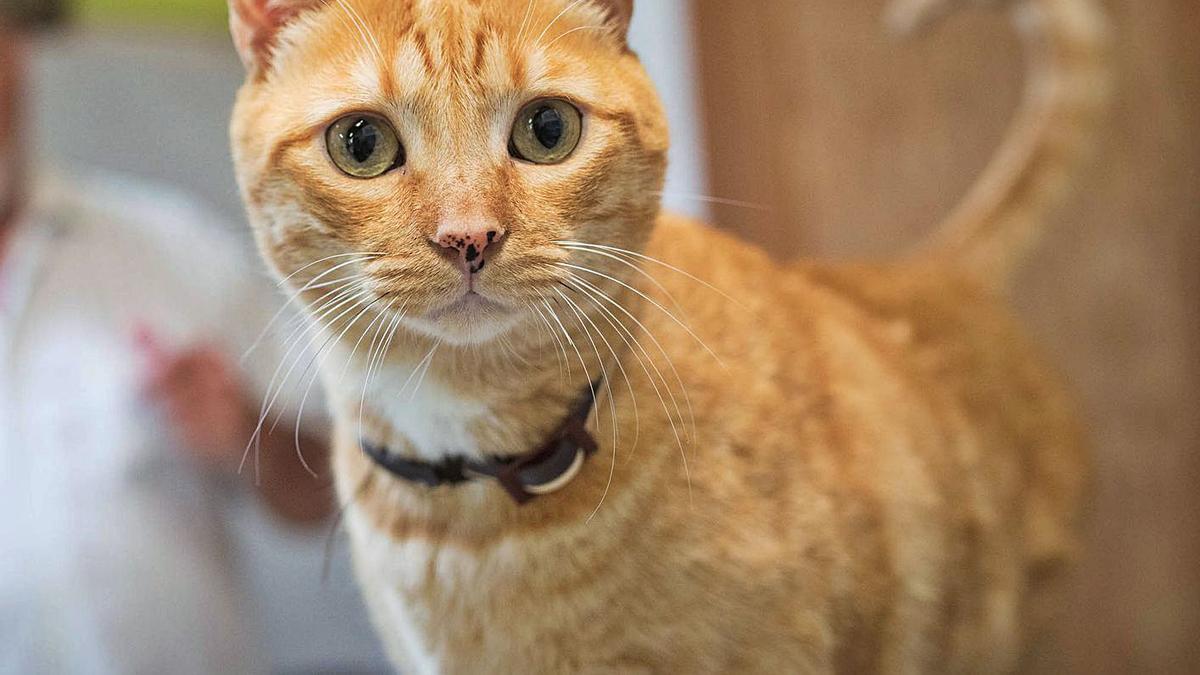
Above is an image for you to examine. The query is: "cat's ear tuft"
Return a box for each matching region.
[228,0,317,73]
[591,0,634,38]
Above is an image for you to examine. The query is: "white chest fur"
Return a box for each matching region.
[345,507,443,674]
[324,345,492,462]
[344,503,531,674]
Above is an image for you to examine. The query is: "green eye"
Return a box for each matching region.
[509,98,583,165]
[326,114,404,178]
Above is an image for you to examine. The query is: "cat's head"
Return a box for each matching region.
[229,0,667,346]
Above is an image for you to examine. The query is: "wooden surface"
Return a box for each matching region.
[692,1,1200,672]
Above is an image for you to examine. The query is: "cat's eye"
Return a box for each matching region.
[326,114,404,178]
[509,99,583,165]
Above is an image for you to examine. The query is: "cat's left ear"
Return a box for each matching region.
[228,0,319,73]
[591,0,634,38]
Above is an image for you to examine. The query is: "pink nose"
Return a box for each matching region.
[433,223,507,274]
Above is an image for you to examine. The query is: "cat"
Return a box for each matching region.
[227,0,1107,672]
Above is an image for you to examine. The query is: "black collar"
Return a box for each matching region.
[361,382,601,505]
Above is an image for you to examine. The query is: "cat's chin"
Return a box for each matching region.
[404,292,521,346]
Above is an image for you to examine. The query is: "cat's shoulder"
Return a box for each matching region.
[649,212,779,273]
[648,211,983,304]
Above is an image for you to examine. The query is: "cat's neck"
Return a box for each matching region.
[329,308,622,464]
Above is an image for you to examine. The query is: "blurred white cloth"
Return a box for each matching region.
[0,173,382,674]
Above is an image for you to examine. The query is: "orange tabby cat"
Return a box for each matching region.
[228,0,1107,671]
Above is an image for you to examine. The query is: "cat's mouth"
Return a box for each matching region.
[424,291,509,322]
[397,273,527,345]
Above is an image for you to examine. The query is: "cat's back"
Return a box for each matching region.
[642,214,1088,671]
[651,213,1086,503]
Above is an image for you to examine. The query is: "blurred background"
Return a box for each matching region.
[3,0,1196,673]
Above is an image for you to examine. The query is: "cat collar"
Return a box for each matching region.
[361,381,601,505]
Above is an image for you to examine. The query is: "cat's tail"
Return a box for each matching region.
[887,0,1111,286]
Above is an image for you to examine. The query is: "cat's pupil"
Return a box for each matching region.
[532,107,564,149]
[346,118,379,164]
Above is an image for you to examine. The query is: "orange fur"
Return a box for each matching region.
[228,0,1106,671]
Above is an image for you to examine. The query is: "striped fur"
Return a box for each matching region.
[227,0,1105,672]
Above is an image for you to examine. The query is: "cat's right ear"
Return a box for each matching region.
[597,0,634,37]
[228,0,315,73]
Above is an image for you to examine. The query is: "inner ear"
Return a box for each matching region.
[228,0,319,73]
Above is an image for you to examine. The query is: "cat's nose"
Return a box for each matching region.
[432,222,507,274]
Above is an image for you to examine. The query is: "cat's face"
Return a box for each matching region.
[230,0,667,346]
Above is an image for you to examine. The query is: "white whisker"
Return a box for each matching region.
[271,293,380,434]
[528,300,570,379]
[290,298,383,477]
[545,25,608,48]
[653,190,771,212]
[558,244,690,322]
[275,251,384,289]
[557,240,744,309]
[302,275,362,292]
[371,310,406,392]
[542,297,595,424]
[562,275,689,435]
[387,342,438,405]
[356,306,395,446]
[562,274,694,503]
[541,297,580,360]
[515,0,537,45]
[407,342,441,403]
[563,272,696,438]
[240,287,372,477]
[243,254,380,363]
[332,0,385,64]
[554,287,635,523]
[554,289,640,450]
[555,287,614,441]
[241,282,366,477]
[561,262,727,369]
[533,0,588,47]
